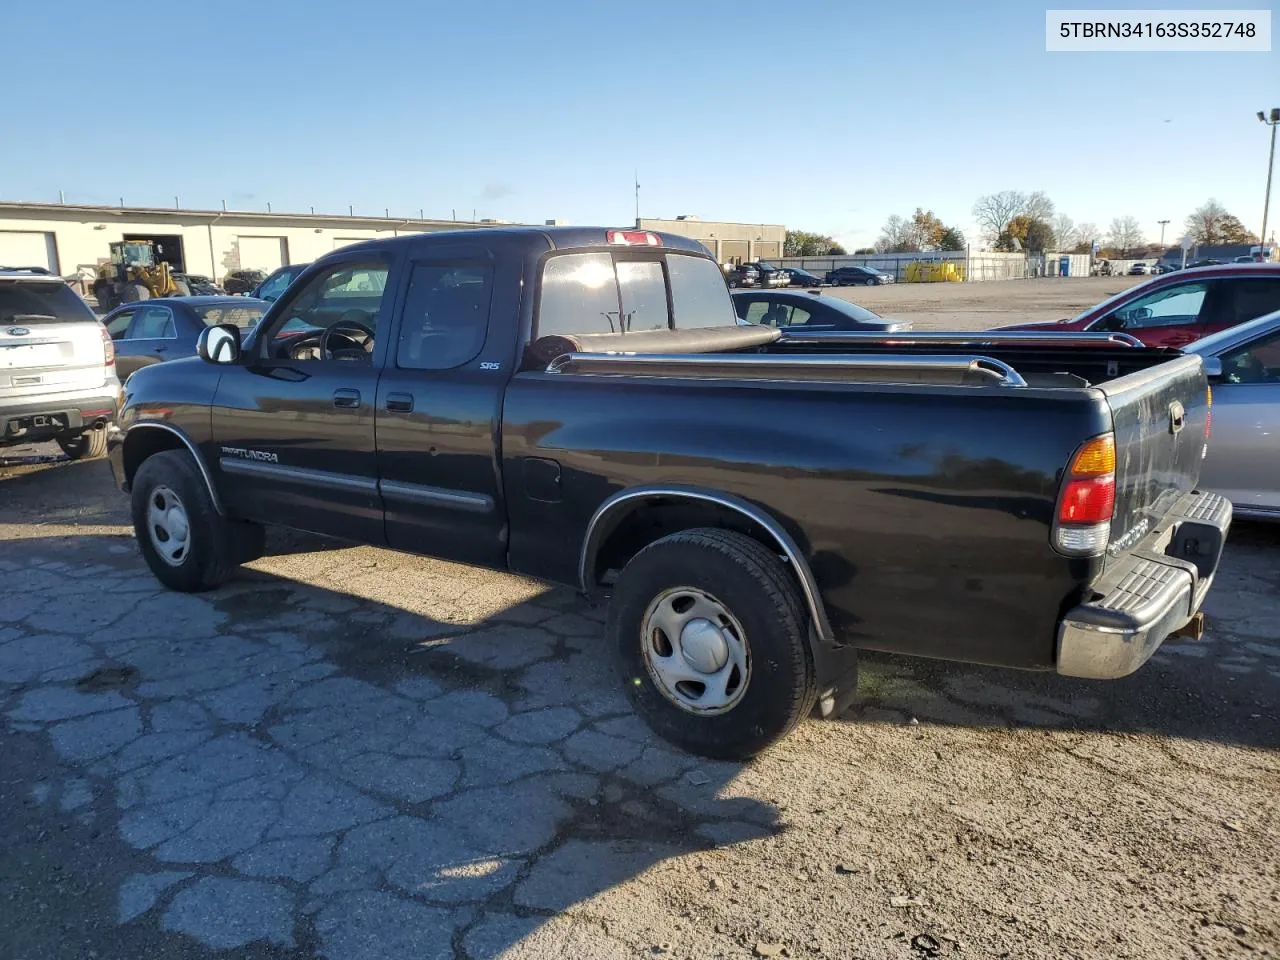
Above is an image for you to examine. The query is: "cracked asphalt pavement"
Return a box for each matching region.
[1,452,1277,959]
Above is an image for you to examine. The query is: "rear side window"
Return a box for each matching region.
[0,281,97,325]
[396,263,493,370]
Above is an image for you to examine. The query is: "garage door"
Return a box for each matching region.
[0,231,59,273]
[237,236,288,272]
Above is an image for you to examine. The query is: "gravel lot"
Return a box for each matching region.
[1,278,1276,960]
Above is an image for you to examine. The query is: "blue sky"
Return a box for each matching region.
[6,0,1277,249]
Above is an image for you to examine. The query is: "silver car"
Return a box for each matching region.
[1,268,120,459]
[1186,308,1280,519]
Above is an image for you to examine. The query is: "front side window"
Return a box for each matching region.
[263,261,389,362]
[1099,282,1208,330]
[396,263,493,370]
[1220,330,1280,384]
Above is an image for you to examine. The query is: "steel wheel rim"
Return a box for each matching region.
[147,484,190,567]
[640,586,751,716]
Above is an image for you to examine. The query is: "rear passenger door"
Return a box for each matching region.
[117,304,178,378]
[374,242,517,567]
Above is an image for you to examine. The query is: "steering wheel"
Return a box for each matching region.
[319,313,375,361]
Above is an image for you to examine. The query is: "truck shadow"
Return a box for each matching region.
[842,519,1280,752]
[1,531,776,959]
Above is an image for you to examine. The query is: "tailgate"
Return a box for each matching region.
[1096,354,1209,564]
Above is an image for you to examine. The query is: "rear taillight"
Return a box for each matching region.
[607,230,662,246]
[1053,433,1116,556]
[100,325,115,367]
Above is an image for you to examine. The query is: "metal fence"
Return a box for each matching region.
[775,250,1095,282]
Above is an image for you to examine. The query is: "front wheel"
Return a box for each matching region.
[131,450,264,592]
[864,277,877,286]
[607,528,817,759]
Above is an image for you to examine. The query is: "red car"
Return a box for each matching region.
[996,263,1280,348]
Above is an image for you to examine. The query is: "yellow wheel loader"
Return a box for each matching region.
[92,241,190,311]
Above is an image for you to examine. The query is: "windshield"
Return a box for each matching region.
[192,302,266,329]
[0,280,97,324]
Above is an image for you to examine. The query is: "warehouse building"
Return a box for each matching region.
[636,216,786,264]
[0,201,511,283]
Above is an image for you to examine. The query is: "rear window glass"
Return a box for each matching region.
[193,303,266,329]
[616,261,669,332]
[0,281,97,325]
[539,253,624,336]
[667,254,737,329]
[537,252,733,337]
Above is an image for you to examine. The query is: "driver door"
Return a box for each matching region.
[209,252,398,542]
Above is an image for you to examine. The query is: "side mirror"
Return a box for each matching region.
[197,324,242,364]
[1201,356,1223,379]
[1098,315,1127,331]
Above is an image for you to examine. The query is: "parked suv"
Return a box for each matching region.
[1,268,119,458]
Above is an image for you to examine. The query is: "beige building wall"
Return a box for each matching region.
[0,202,502,283]
[637,217,786,265]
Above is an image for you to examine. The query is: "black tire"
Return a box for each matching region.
[56,428,107,460]
[172,279,191,297]
[131,449,263,592]
[92,281,114,312]
[121,283,150,303]
[607,528,818,760]
[863,277,876,286]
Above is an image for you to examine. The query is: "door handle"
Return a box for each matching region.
[333,388,361,409]
[385,392,414,413]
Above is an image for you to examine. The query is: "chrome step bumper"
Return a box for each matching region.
[1057,491,1231,680]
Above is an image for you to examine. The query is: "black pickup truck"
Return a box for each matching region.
[108,226,1231,759]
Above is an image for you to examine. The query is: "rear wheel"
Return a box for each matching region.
[92,281,114,312]
[131,450,264,591]
[121,283,150,303]
[607,528,818,760]
[56,428,107,460]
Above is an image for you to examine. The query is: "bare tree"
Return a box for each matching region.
[1184,199,1257,244]
[876,215,920,253]
[1107,216,1145,258]
[1051,214,1076,251]
[1024,191,1056,224]
[1075,221,1100,251]
[972,191,1026,243]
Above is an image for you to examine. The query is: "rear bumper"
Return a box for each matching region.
[1056,490,1231,680]
[1,383,120,441]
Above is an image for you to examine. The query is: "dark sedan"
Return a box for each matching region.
[251,262,311,302]
[777,267,826,287]
[826,265,894,286]
[732,289,910,332]
[101,296,268,380]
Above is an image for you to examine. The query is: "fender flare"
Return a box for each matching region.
[123,421,225,515]
[578,484,834,643]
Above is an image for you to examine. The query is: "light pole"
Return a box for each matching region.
[1259,108,1280,258]
[1157,220,1169,247]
